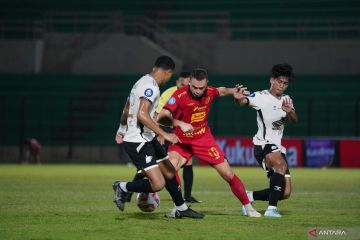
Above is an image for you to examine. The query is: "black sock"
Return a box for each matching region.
[126,179,153,193]
[253,189,270,201]
[165,176,185,207]
[269,172,285,207]
[133,172,144,181]
[183,165,193,199]
[253,188,288,201]
[124,173,144,201]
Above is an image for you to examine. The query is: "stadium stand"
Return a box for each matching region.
[1,0,359,40]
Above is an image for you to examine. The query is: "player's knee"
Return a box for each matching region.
[151,182,165,192]
[273,161,287,175]
[150,179,165,192]
[163,170,175,180]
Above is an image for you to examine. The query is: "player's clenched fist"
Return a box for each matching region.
[115,134,124,144]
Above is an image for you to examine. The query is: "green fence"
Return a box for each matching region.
[0,74,359,147]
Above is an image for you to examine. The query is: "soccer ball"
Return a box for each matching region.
[136,192,160,212]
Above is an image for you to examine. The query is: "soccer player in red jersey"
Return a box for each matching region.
[158,68,261,217]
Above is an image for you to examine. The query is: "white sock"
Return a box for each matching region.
[244,203,253,210]
[248,191,254,202]
[267,205,277,210]
[175,203,188,211]
[119,182,128,192]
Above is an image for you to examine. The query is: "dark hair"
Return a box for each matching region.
[154,55,175,70]
[271,63,294,80]
[191,68,208,80]
[179,71,191,78]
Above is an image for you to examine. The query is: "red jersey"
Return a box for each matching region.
[164,85,219,140]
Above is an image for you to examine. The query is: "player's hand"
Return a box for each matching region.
[178,121,194,133]
[115,134,124,144]
[234,84,250,99]
[282,97,294,113]
[158,135,165,145]
[164,133,181,144]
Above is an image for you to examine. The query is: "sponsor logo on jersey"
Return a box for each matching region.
[191,111,206,123]
[144,88,153,97]
[145,155,153,163]
[183,127,206,137]
[193,105,207,111]
[177,91,187,98]
[168,97,176,105]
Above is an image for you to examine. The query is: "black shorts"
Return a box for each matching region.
[123,138,168,172]
[254,144,291,177]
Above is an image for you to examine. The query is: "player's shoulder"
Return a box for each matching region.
[281,93,290,99]
[207,86,218,91]
[131,76,158,101]
[248,90,266,98]
[136,75,157,87]
[174,86,188,99]
[136,75,159,91]
[207,86,220,95]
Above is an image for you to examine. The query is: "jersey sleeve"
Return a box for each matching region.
[247,91,262,110]
[138,82,158,103]
[163,90,180,115]
[208,86,220,98]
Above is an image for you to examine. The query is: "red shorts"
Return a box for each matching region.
[168,131,225,166]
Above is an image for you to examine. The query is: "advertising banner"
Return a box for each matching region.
[200,137,303,167]
[339,140,360,168]
[304,139,338,167]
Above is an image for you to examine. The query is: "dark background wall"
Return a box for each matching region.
[0,0,359,163]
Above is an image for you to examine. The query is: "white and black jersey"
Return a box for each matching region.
[247,90,293,154]
[123,74,160,143]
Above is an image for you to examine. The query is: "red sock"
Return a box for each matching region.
[175,171,182,188]
[228,175,250,205]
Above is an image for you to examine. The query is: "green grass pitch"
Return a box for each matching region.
[0,165,359,240]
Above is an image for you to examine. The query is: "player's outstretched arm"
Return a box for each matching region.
[138,99,180,144]
[115,98,130,144]
[218,84,250,97]
[217,87,236,96]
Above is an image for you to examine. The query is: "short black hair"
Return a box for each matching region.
[179,71,191,78]
[191,68,208,80]
[271,63,294,80]
[154,55,175,70]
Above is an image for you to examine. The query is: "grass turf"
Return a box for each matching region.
[0,165,359,240]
